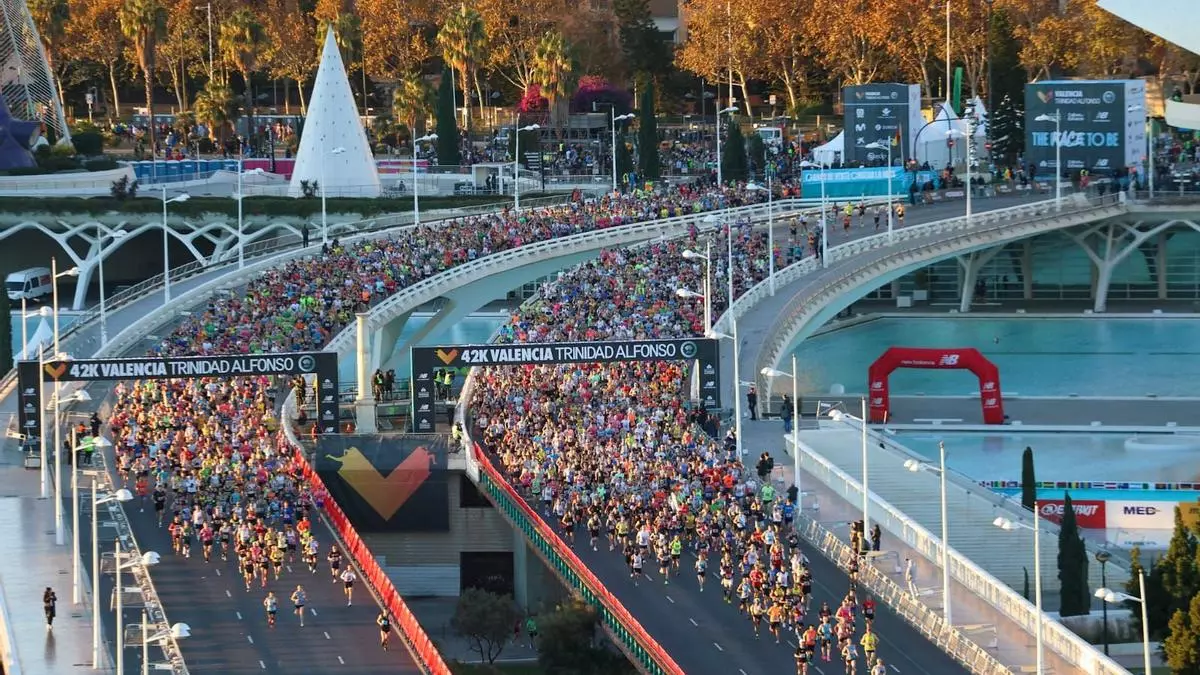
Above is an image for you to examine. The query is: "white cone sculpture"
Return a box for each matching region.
[288,27,380,198]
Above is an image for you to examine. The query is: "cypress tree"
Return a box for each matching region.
[1020,446,1037,511]
[435,67,461,167]
[1057,493,1090,617]
[0,277,11,373]
[615,134,633,185]
[722,121,747,183]
[747,134,766,179]
[1164,595,1200,674]
[1126,546,1173,639]
[637,81,660,180]
[1158,507,1199,622]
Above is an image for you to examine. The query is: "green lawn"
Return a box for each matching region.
[450,663,542,675]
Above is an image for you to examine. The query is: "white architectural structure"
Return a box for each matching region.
[0,0,70,142]
[1097,0,1200,128]
[288,28,380,198]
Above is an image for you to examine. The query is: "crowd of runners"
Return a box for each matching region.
[470,226,893,673]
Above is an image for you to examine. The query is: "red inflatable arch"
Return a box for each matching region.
[867,347,1005,424]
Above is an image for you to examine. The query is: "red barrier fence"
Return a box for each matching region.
[282,434,452,675]
[473,443,686,675]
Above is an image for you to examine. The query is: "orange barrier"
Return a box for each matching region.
[281,434,452,675]
[473,442,685,675]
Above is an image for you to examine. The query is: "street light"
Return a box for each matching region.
[708,319,743,456]
[51,258,79,356]
[320,146,347,244]
[827,400,871,546]
[91,482,133,668]
[231,158,264,270]
[141,616,190,675]
[681,242,714,335]
[1128,104,1154,198]
[36,348,71,499]
[994,512,1043,675]
[761,356,801,495]
[702,213,735,324]
[72,434,111,605]
[610,112,636,193]
[746,179,776,295]
[50,372,87,548]
[112,544,161,675]
[1096,573,1152,675]
[904,441,951,625]
[1034,111,1062,210]
[159,190,190,303]
[943,129,972,220]
[715,106,737,186]
[19,302,52,359]
[513,123,540,211]
[864,140,896,240]
[410,132,439,224]
[1094,550,1112,655]
[97,227,129,346]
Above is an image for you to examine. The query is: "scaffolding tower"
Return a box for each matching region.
[0,0,70,143]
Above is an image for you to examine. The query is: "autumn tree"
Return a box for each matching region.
[675,0,766,114]
[119,0,167,157]
[747,1,811,115]
[157,0,205,111]
[27,0,69,106]
[881,2,945,100]
[475,0,567,94]
[64,0,126,117]
[1070,0,1149,78]
[532,31,577,132]
[356,0,434,84]
[800,0,890,88]
[261,0,316,113]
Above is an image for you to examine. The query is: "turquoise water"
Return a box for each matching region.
[993,487,1200,503]
[791,317,1200,397]
[338,313,507,383]
[9,313,80,360]
[894,431,1200,484]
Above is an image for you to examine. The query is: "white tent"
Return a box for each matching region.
[811,131,844,166]
[915,99,989,169]
[18,318,53,360]
[288,28,381,198]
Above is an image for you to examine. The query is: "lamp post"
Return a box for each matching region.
[91,483,132,668]
[513,123,540,211]
[1094,550,1112,655]
[114,543,161,675]
[994,510,1043,675]
[1034,111,1062,210]
[411,134,438,225]
[715,106,737,186]
[943,128,972,219]
[97,227,129,346]
[20,303,52,359]
[828,402,870,542]
[320,146,347,244]
[236,151,243,268]
[707,319,743,456]
[159,189,190,303]
[69,423,102,604]
[610,112,635,193]
[54,387,92,548]
[141,617,190,675]
[50,257,79,355]
[761,357,801,496]
[904,441,952,625]
[681,242,713,335]
[1096,572,1152,675]
[746,178,776,295]
[50,257,79,546]
[864,140,895,240]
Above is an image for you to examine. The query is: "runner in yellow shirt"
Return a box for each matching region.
[860,627,879,664]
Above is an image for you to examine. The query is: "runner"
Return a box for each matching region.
[768,601,786,643]
[587,513,602,551]
[377,611,391,650]
[860,626,879,666]
[291,585,308,627]
[862,595,877,628]
[327,544,343,583]
[795,641,811,675]
[841,640,859,674]
[871,658,888,675]
[694,552,708,592]
[340,567,357,606]
[263,591,278,627]
[630,550,644,586]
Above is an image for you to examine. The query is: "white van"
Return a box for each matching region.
[6,267,53,302]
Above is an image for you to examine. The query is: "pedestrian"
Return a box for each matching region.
[89,411,101,438]
[43,587,57,628]
[747,386,758,421]
[870,524,881,552]
[904,558,918,596]
[781,394,794,434]
[302,224,310,248]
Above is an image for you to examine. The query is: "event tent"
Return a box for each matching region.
[811,131,844,166]
[913,99,988,169]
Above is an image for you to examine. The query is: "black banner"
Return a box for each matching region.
[316,434,449,532]
[1024,81,1144,174]
[16,361,41,447]
[842,84,920,165]
[18,351,340,435]
[410,338,722,431]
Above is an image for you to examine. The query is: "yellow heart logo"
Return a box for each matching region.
[43,362,67,380]
[435,348,459,365]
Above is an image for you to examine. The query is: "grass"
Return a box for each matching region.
[450,663,542,675]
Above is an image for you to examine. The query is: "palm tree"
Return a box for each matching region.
[119,0,166,160]
[194,78,238,148]
[27,0,69,110]
[391,70,433,138]
[218,9,265,152]
[316,13,361,70]
[437,4,486,138]
[532,31,577,134]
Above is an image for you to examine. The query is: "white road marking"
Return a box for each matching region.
[259,660,266,670]
[890,666,901,673]
[247,635,254,644]
[787,640,797,648]
[236,612,242,620]
[689,618,698,627]
[215,568,221,576]
[337,656,345,664]
[666,596,674,604]
[324,631,331,640]
[739,670,748,675]
[225,589,232,598]
[311,608,319,616]
[287,565,293,573]
[713,642,723,651]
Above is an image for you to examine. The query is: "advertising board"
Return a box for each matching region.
[1104,499,1175,530]
[842,84,923,165]
[316,435,450,532]
[1038,499,1107,529]
[1024,80,1147,174]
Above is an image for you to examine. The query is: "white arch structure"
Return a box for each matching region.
[1097,0,1200,128]
[0,0,70,142]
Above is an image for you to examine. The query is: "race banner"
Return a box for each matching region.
[316,434,450,532]
[1038,499,1107,529]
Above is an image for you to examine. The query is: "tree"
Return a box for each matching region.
[119,0,167,161]
[987,7,1025,110]
[1158,507,1199,622]
[747,134,766,180]
[721,120,747,184]
[532,31,577,132]
[615,133,632,184]
[613,0,671,82]
[194,78,238,146]
[450,588,518,665]
[1020,445,1036,511]
[0,277,11,373]
[434,68,461,166]
[674,0,766,115]
[356,0,434,84]
[636,80,659,181]
[799,0,891,88]
[571,76,631,116]
[881,1,944,101]
[157,0,205,112]
[1163,594,1200,675]
[537,599,636,675]
[1056,493,1090,617]
[261,0,316,114]
[64,0,125,118]
[27,0,69,108]
[437,3,487,130]
[391,71,433,137]
[1126,546,1173,640]
[475,0,566,94]
[219,9,265,148]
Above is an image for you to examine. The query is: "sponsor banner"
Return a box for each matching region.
[37,352,328,381]
[842,83,922,165]
[15,361,41,447]
[1105,499,1175,530]
[1024,80,1146,174]
[419,338,715,368]
[1038,499,1107,529]
[316,435,449,532]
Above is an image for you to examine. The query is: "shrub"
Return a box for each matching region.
[72,132,105,157]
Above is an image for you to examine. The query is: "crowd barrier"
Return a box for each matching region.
[279,432,452,675]
[471,443,684,675]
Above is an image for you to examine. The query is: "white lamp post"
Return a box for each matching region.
[50,258,78,355]
[159,190,190,303]
[412,134,438,226]
[746,179,776,295]
[97,227,128,346]
[1034,111,1062,210]
[864,140,895,240]
[828,401,870,541]
[513,123,540,211]
[708,319,743,456]
[19,303,52,360]
[141,616,190,675]
[994,510,1044,675]
[943,129,972,220]
[73,434,110,605]
[51,373,87,548]
[1096,573,1152,675]
[113,544,161,675]
[681,242,713,335]
[761,357,801,495]
[715,106,737,186]
[904,441,951,625]
[610,112,635,193]
[320,146,347,244]
[91,483,133,668]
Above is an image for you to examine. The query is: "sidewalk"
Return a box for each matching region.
[741,420,1077,675]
